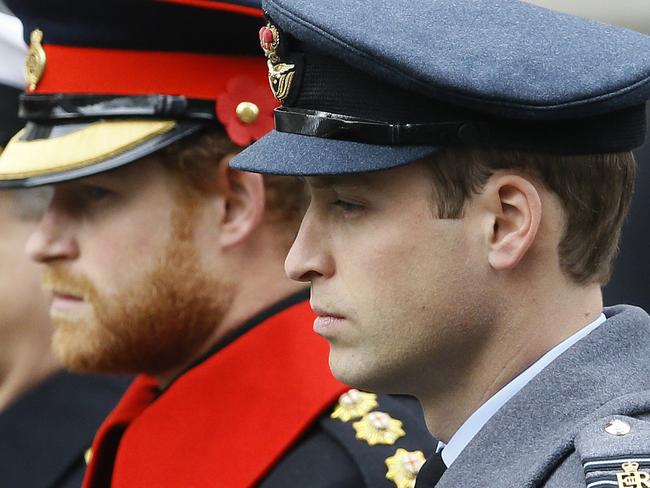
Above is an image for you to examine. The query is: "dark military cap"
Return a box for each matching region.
[231,0,650,176]
[0,0,275,187]
[0,12,25,149]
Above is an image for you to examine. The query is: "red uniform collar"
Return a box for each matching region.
[83,296,347,487]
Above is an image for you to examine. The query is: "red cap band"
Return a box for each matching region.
[30,44,267,100]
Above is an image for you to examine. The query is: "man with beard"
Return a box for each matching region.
[231,0,650,486]
[0,10,128,487]
[0,1,435,487]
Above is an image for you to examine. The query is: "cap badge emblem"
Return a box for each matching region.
[25,29,46,91]
[259,23,280,62]
[331,389,379,422]
[617,462,650,488]
[385,449,426,488]
[353,411,406,446]
[259,23,295,103]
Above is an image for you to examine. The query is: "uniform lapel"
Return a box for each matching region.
[109,299,348,488]
[437,306,650,487]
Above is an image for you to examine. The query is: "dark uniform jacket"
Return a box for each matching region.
[0,372,129,488]
[82,292,436,488]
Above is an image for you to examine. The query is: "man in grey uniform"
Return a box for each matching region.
[232,0,650,486]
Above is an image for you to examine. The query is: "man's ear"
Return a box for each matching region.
[483,173,542,271]
[214,153,266,248]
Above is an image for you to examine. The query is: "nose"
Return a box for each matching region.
[26,206,80,264]
[285,206,334,282]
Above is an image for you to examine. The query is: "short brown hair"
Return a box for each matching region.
[156,127,308,237]
[424,147,636,285]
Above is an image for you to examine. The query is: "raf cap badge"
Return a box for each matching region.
[353,411,406,446]
[385,449,426,488]
[25,29,46,91]
[331,389,379,422]
[258,23,295,103]
[617,462,650,488]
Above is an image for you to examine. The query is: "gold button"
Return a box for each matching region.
[605,419,631,436]
[235,102,260,124]
[84,447,93,465]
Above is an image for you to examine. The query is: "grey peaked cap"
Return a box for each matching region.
[231,0,650,176]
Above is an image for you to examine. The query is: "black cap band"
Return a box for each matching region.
[19,94,217,122]
[274,105,647,154]
[276,51,647,153]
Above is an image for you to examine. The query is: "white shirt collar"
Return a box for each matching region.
[437,313,607,466]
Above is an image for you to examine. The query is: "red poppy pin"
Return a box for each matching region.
[217,76,278,147]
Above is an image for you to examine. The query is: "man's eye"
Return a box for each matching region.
[83,186,113,201]
[332,199,363,212]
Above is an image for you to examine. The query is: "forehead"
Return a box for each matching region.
[306,162,432,193]
[59,157,169,189]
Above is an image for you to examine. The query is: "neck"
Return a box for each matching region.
[155,278,307,389]
[154,224,309,389]
[0,330,59,412]
[417,281,603,442]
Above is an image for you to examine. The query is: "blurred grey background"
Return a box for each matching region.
[524,0,650,34]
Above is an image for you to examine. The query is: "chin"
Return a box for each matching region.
[328,351,399,395]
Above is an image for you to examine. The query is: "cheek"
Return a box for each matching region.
[336,220,471,324]
[78,214,171,294]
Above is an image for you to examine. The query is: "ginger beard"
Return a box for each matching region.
[42,190,233,376]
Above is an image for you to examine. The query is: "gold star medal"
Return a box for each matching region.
[385,449,426,488]
[331,389,378,422]
[25,29,46,91]
[353,411,405,446]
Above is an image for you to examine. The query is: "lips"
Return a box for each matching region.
[311,304,347,336]
[52,291,83,301]
[50,290,86,314]
[311,304,345,321]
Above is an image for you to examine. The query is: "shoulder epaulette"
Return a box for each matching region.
[576,415,650,488]
[320,389,436,488]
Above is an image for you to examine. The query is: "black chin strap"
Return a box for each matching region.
[19,94,217,122]
[274,104,647,154]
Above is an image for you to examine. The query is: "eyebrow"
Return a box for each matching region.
[307,175,368,190]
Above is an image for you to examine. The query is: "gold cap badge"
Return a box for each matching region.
[331,389,379,422]
[258,23,295,103]
[617,461,650,488]
[385,449,426,488]
[353,411,405,446]
[25,29,46,91]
